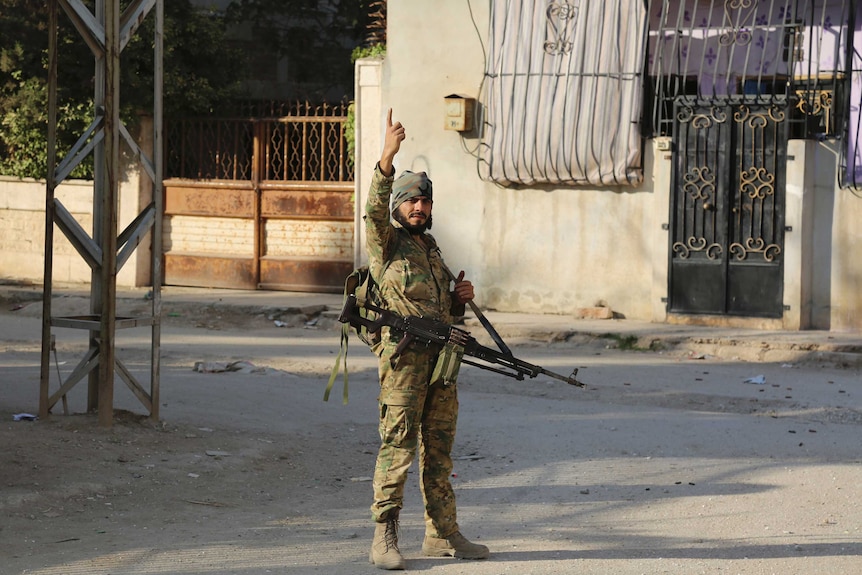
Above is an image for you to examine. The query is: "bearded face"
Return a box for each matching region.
[393,196,433,233]
[394,210,433,233]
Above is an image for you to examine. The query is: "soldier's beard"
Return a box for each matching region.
[393,211,432,233]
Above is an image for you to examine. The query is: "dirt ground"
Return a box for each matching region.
[1,296,861,575]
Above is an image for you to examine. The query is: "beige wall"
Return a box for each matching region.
[358,1,663,320]
[0,168,152,288]
[781,139,862,332]
[831,170,862,332]
[356,0,862,331]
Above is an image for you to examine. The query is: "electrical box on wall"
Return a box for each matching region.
[444,94,474,132]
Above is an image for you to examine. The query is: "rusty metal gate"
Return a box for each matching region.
[163,103,354,292]
[669,99,788,317]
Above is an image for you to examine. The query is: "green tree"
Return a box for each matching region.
[0,0,248,179]
[123,2,248,116]
[225,0,374,102]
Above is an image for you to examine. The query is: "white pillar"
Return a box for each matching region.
[650,138,673,322]
[353,57,384,268]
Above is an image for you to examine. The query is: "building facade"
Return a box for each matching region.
[354,0,862,331]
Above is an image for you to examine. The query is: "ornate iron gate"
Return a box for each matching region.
[647,0,854,319]
[669,100,788,317]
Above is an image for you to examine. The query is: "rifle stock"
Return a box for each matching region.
[339,294,585,388]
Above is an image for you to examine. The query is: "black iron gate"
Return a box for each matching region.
[669,99,788,317]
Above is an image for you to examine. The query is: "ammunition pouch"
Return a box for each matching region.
[431,341,465,386]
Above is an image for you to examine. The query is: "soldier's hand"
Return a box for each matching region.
[380,108,405,176]
[453,270,474,304]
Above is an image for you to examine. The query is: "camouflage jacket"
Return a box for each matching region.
[365,164,464,331]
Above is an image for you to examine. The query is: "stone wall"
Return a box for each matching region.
[0,168,152,288]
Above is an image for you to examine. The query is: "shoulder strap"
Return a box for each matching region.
[323,234,400,404]
[324,321,352,404]
[324,269,364,404]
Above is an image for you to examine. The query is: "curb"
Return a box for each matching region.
[2,284,861,369]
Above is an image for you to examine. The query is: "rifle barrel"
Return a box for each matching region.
[540,367,585,388]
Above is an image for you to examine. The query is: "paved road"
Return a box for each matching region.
[2,282,862,367]
[1,287,861,574]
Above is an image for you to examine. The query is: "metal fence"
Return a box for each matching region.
[645,0,854,141]
[165,101,354,182]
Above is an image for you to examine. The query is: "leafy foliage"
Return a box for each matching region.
[226,0,374,101]
[0,0,248,179]
[1,0,381,180]
[123,2,248,116]
[351,43,386,63]
[0,65,93,179]
[344,101,356,168]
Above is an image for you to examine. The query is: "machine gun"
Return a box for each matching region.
[338,294,585,388]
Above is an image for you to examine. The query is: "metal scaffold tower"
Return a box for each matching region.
[40,0,164,427]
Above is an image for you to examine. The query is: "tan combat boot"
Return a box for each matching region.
[369,515,405,570]
[422,531,490,559]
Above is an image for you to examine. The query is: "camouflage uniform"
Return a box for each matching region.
[366,164,465,539]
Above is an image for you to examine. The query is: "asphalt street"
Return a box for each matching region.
[1,284,861,574]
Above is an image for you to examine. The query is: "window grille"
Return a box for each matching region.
[479,1,647,186]
[646,0,862,187]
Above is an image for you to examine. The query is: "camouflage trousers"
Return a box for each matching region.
[371,343,459,539]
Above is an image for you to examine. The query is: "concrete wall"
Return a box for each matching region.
[831,166,862,332]
[782,139,862,333]
[355,0,862,332]
[0,166,152,288]
[357,1,665,320]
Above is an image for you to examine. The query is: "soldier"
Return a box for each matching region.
[366,109,490,570]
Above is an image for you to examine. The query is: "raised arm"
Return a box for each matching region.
[366,109,405,267]
[379,108,405,176]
